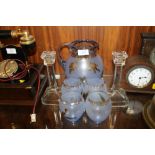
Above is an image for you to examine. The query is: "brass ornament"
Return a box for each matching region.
[11,29,35,45]
[0,59,18,78]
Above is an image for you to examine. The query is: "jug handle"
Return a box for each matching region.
[57,42,70,69]
[57,40,99,69]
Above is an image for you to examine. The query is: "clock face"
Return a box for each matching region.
[127,66,154,88]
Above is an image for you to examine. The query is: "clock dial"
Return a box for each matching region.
[127,66,154,88]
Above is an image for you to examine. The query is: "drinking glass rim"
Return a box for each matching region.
[60,91,83,104]
[63,78,82,87]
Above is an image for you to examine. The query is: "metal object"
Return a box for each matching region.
[0,28,36,83]
[0,29,35,46]
[143,96,155,129]
[0,59,18,78]
[11,29,35,45]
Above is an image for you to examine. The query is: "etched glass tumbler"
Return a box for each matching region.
[83,78,107,98]
[59,91,85,122]
[85,91,112,124]
[61,78,83,95]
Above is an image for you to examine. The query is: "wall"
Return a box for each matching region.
[0,26,155,74]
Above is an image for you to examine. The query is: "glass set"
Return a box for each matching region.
[40,50,130,128]
[59,78,112,124]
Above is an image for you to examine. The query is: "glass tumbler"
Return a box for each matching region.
[61,78,83,95]
[59,91,85,123]
[83,78,107,94]
[86,91,112,124]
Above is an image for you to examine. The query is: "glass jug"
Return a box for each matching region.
[57,40,103,81]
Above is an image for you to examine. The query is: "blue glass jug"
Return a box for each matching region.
[58,40,103,80]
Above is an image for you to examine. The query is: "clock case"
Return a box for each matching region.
[122,33,155,94]
[141,33,155,66]
[141,32,155,58]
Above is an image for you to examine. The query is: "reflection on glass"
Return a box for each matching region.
[108,111,117,129]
